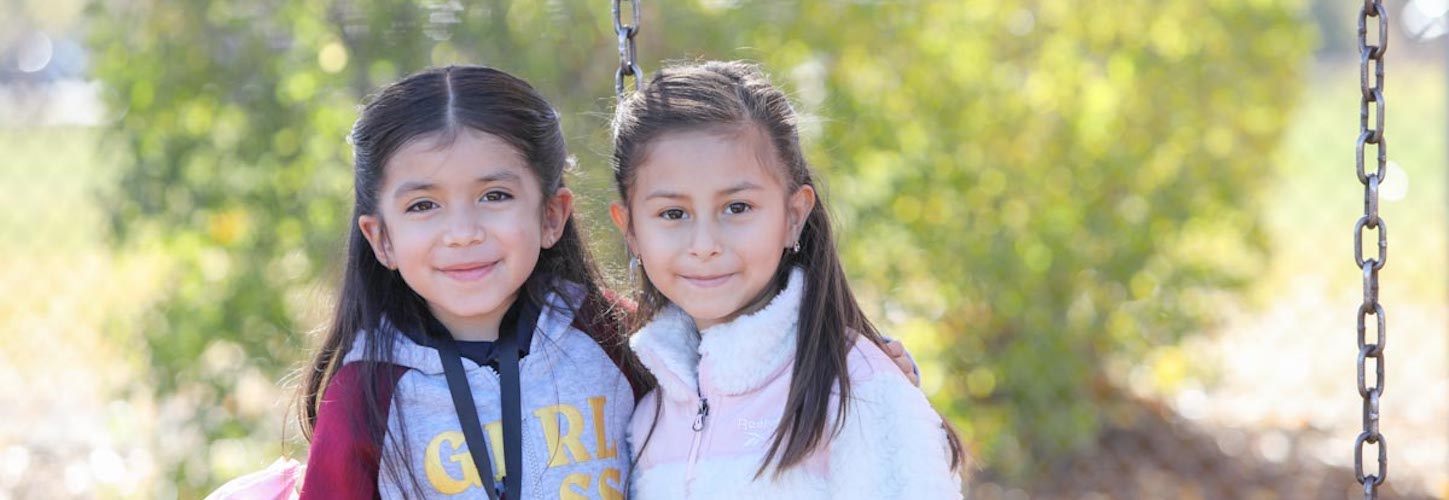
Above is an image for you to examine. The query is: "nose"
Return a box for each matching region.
[441,208,485,247]
[687,218,722,259]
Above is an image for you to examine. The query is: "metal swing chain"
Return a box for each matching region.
[613,0,643,100]
[1353,0,1389,498]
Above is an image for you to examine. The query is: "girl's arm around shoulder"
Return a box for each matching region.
[827,343,964,500]
[299,362,407,500]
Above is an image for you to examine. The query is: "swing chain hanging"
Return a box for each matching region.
[613,0,643,99]
[1352,0,1389,498]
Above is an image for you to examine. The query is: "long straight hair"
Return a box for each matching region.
[296,65,631,493]
[611,60,965,477]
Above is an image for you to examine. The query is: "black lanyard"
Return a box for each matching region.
[434,305,530,500]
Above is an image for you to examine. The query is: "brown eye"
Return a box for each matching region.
[406,200,439,213]
[725,202,751,215]
[481,191,513,202]
[660,208,686,220]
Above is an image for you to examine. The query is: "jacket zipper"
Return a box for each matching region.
[684,387,710,497]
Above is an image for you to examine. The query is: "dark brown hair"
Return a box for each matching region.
[611,60,965,477]
[296,65,630,493]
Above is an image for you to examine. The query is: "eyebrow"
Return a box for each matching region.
[644,181,764,201]
[392,171,524,199]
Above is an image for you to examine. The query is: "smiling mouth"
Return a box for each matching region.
[439,261,499,282]
[681,273,734,288]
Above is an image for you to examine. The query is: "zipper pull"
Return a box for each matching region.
[692,397,710,431]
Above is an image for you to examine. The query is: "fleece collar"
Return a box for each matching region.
[630,268,804,403]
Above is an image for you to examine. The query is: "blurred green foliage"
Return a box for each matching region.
[87,0,1309,493]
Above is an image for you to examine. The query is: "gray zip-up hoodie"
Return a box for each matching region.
[303,284,636,499]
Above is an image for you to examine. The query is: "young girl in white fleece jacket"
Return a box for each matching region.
[608,60,968,499]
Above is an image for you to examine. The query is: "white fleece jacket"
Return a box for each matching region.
[626,268,963,499]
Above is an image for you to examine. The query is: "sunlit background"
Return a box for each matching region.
[1,0,1445,498]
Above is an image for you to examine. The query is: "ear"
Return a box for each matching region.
[541,187,575,249]
[358,214,395,269]
[609,200,638,253]
[787,184,816,244]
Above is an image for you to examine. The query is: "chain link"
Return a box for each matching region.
[612,0,643,99]
[1353,1,1389,497]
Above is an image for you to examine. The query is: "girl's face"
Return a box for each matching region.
[611,127,814,330]
[360,130,572,339]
